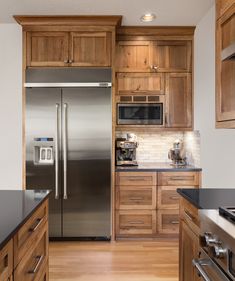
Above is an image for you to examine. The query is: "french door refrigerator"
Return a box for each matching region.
[25,68,112,239]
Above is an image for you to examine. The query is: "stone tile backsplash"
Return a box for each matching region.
[116,131,201,167]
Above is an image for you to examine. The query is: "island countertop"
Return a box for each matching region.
[177,188,235,209]
[0,190,50,250]
[115,162,202,172]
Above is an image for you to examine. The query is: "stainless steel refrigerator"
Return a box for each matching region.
[25,68,112,239]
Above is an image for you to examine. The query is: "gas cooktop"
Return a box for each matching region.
[219,206,235,224]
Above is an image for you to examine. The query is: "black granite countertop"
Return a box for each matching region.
[116,162,202,172]
[0,190,50,250]
[177,188,235,209]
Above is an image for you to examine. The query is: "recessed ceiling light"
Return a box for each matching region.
[140,13,156,23]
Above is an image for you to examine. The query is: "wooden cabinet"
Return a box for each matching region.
[216,0,235,128]
[27,31,111,67]
[0,240,13,281]
[26,32,69,67]
[69,32,111,66]
[179,197,200,281]
[165,73,192,128]
[0,200,49,281]
[116,40,192,73]
[115,171,201,238]
[151,41,192,72]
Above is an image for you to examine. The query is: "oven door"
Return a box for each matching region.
[117,103,163,125]
[193,250,232,281]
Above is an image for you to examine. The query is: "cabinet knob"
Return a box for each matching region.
[64,59,69,64]
[69,59,74,64]
[151,65,159,71]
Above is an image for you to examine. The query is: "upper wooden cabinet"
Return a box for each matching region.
[14,15,122,68]
[116,40,192,73]
[165,73,192,128]
[151,41,192,72]
[216,1,235,128]
[26,31,112,67]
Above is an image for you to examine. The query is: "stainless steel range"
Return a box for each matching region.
[194,208,235,281]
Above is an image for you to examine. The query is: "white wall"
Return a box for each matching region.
[194,6,235,187]
[0,24,22,189]
[0,9,235,189]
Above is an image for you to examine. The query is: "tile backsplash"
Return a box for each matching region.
[116,131,201,167]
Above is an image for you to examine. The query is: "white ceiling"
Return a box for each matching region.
[1,0,214,25]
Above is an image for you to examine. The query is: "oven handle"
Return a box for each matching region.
[192,259,212,281]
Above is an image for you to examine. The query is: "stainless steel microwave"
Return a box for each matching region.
[117,103,163,125]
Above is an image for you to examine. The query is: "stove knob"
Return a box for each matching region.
[212,245,227,259]
[204,232,219,246]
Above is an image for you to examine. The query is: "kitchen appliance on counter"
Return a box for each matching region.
[116,134,138,166]
[168,139,187,166]
[194,209,235,281]
[25,68,112,240]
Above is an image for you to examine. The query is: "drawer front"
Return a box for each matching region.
[116,210,156,236]
[14,222,48,281]
[38,259,49,281]
[116,186,156,210]
[158,172,199,186]
[116,172,157,186]
[0,240,13,281]
[180,198,199,235]
[158,186,197,209]
[158,210,180,234]
[14,201,48,267]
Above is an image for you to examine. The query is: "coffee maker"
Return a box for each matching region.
[116,134,138,166]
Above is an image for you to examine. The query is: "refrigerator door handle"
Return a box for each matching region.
[55,103,59,199]
[63,103,68,200]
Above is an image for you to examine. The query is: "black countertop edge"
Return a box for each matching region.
[177,188,235,210]
[0,190,50,251]
[115,163,202,172]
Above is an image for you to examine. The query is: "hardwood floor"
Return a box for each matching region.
[49,240,179,281]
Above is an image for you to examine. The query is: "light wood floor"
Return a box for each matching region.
[49,241,179,281]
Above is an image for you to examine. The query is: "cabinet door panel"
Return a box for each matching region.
[165,73,192,128]
[70,32,111,66]
[27,32,69,67]
[116,41,151,72]
[179,221,200,281]
[152,41,192,72]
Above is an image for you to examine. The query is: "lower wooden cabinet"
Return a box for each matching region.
[0,200,49,281]
[116,210,156,237]
[115,171,201,239]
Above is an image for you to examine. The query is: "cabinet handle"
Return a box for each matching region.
[64,59,69,64]
[170,220,179,225]
[184,210,194,221]
[29,218,44,232]
[129,197,144,201]
[68,59,74,64]
[170,196,179,200]
[169,177,186,181]
[128,178,146,181]
[28,255,44,274]
[128,221,144,225]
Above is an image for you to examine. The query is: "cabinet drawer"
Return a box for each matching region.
[14,201,48,267]
[158,210,180,234]
[157,186,197,209]
[116,172,157,186]
[0,240,13,281]
[38,259,49,281]
[116,186,156,210]
[158,172,199,186]
[116,210,156,236]
[14,222,48,281]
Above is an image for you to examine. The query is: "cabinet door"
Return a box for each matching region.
[179,220,200,281]
[216,5,235,124]
[26,32,69,67]
[116,41,151,72]
[69,32,111,66]
[165,73,192,128]
[151,41,192,72]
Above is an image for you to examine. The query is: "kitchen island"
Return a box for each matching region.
[177,188,235,281]
[0,190,50,281]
